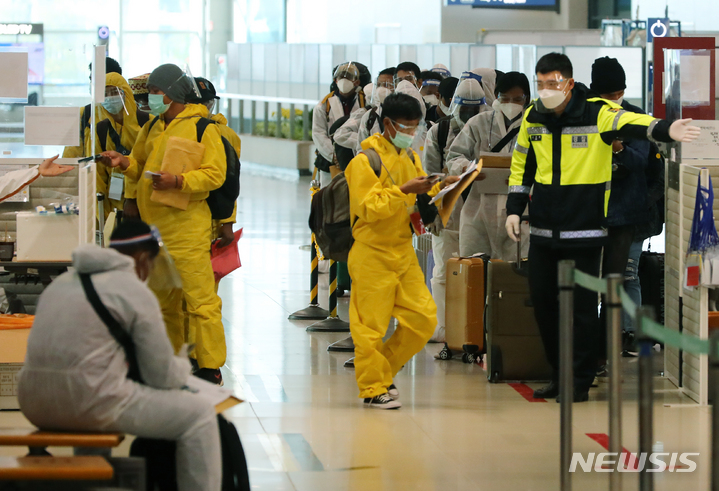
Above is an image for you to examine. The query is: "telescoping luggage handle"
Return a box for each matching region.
[513,215,530,277]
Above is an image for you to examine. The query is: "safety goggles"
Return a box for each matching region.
[376,80,395,90]
[497,94,527,104]
[394,74,417,87]
[389,118,418,135]
[534,78,569,91]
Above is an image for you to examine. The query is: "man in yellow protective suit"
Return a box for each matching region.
[345,92,459,409]
[99,63,227,385]
[85,73,149,220]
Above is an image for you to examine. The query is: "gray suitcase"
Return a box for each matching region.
[485,241,553,383]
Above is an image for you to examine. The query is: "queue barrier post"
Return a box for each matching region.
[636,307,654,491]
[558,260,575,491]
[307,259,351,332]
[711,330,719,491]
[606,275,624,491]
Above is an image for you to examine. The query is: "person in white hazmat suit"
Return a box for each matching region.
[333,82,380,156]
[312,62,365,186]
[422,78,481,343]
[18,220,221,491]
[354,81,394,153]
[446,71,532,259]
[0,155,74,201]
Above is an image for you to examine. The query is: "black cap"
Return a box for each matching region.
[187,77,219,103]
[590,56,626,95]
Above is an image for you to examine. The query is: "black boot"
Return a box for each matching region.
[556,387,590,403]
[533,380,559,399]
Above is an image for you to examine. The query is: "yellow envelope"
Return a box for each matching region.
[150,136,205,210]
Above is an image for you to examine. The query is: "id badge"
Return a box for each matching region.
[407,204,426,236]
[109,174,124,201]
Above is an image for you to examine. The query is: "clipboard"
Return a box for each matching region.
[437,162,483,226]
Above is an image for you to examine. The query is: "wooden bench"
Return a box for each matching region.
[0,456,113,480]
[0,428,125,449]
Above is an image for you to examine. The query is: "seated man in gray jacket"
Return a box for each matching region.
[18,220,221,491]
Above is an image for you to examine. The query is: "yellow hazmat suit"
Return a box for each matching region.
[123,104,227,369]
[345,134,440,399]
[85,73,146,219]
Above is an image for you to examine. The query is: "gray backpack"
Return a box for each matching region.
[308,148,414,262]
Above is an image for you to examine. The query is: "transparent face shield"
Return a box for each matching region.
[163,64,202,103]
[448,74,486,128]
[102,85,128,116]
[534,73,572,113]
[394,80,426,120]
[371,79,394,107]
[394,71,417,89]
[333,62,360,96]
[145,227,183,291]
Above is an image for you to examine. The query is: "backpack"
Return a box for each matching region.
[84,105,150,155]
[330,115,356,171]
[308,148,415,262]
[314,91,366,173]
[436,116,452,170]
[366,107,385,135]
[147,116,240,220]
[129,414,251,491]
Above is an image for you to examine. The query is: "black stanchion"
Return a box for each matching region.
[710,331,719,491]
[289,235,330,320]
[636,307,654,491]
[307,260,350,332]
[328,336,354,352]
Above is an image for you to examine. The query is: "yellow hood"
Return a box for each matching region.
[105,72,139,129]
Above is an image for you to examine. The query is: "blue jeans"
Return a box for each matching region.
[623,241,643,332]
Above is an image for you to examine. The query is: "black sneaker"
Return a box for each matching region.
[189,358,200,372]
[194,368,223,386]
[533,380,559,399]
[556,387,590,403]
[363,393,402,409]
[387,384,399,400]
[622,331,638,357]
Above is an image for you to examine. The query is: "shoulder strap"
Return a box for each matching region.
[96,120,111,152]
[437,117,452,164]
[321,92,334,118]
[196,117,215,142]
[81,104,92,130]
[106,123,129,155]
[490,127,520,153]
[147,116,160,134]
[79,274,143,384]
[361,148,382,178]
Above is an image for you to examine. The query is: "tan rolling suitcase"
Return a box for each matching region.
[438,255,488,364]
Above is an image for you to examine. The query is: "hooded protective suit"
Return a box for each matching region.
[446,107,528,259]
[393,80,427,155]
[122,103,227,370]
[85,73,146,219]
[423,116,464,342]
[345,134,441,399]
[18,246,221,491]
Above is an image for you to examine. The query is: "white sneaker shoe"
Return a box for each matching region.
[364,393,401,409]
[387,383,399,400]
[428,326,446,343]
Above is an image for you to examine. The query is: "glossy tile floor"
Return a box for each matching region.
[0,166,712,490]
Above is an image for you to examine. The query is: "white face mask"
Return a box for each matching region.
[537,89,569,110]
[439,101,451,116]
[423,94,439,106]
[337,78,355,95]
[492,99,524,121]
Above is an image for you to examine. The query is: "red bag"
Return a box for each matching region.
[211,228,243,282]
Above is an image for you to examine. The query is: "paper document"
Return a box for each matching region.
[24,107,80,146]
[0,52,28,100]
[681,120,719,160]
[430,161,477,205]
[183,375,243,414]
[680,52,711,106]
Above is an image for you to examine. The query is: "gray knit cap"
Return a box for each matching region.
[147,64,192,104]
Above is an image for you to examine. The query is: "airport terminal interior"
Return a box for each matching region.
[2,0,719,490]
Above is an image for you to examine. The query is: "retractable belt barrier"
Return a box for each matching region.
[559,260,719,491]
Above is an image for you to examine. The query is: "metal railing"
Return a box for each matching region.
[218,93,318,142]
[559,260,719,491]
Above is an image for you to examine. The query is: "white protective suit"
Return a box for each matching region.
[18,246,221,491]
[0,167,42,202]
[312,91,363,186]
[423,117,463,342]
[446,107,529,260]
[394,80,428,155]
[334,83,386,155]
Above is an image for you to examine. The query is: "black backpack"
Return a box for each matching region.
[330,115,356,171]
[83,105,150,155]
[147,116,240,220]
[366,107,385,135]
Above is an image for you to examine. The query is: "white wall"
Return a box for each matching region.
[441,0,588,43]
[285,0,441,44]
[632,0,719,32]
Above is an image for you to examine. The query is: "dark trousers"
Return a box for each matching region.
[528,243,603,390]
[597,225,635,360]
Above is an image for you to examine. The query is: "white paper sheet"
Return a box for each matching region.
[680,53,712,105]
[24,107,80,146]
[93,46,106,104]
[0,52,28,100]
[681,120,719,160]
[429,160,478,204]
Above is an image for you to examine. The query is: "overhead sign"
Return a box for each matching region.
[446,0,558,8]
[0,23,43,36]
[647,18,670,42]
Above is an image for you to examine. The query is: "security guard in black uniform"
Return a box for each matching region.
[505,53,700,402]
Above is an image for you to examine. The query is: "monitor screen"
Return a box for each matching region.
[446,0,559,10]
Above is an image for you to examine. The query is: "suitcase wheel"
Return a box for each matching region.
[337,288,346,297]
[438,345,451,360]
[461,352,476,364]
